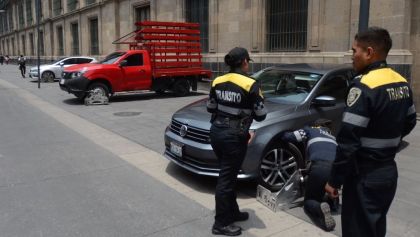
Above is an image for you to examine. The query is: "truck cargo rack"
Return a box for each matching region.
[113,21,209,78]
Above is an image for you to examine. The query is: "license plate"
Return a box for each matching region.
[60,79,65,85]
[170,142,183,157]
[256,185,278,212]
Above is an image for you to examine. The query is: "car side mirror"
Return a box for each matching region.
[312,95,336,107]
[59,62,64,67]
[119,60,128,67]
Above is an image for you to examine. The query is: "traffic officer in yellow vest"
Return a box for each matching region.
[207,47,267,236]
[325,27,417,237]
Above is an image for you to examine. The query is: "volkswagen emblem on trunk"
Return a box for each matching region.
[180,125,188,137]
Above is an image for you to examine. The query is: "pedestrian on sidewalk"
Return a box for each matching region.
[18,55,26,78]
[0,54,4,65]
[207,47,267,236]
[325,27,417,237]
[5,55,9,65]
[281,119,338,232]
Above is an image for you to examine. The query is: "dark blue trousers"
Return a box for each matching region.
[210,124,248,227]
[341,161,398,237]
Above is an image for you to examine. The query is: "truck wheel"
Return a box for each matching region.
[173,80,190,97]
[155,89,166,95]
[42,71,55,83]
[74,92,86,101]
[259,142,304,191]
[84,82,110,105]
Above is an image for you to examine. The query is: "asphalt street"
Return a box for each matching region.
[0,64,419,236]
[0,70,230,236]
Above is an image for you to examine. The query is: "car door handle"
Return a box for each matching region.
[140,69,145,73]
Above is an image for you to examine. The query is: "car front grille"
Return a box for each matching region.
[170,119,210,144]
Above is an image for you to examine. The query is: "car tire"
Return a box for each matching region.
[42,71,55,83]
[155,89,166,95]
[259,142,304,191]
[172,79,190,97]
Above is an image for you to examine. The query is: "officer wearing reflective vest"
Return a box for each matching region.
[207,47,267,236]
[325,27,417,237]
[282,119,338,232]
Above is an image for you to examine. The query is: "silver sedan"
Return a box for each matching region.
[29,56,97,82]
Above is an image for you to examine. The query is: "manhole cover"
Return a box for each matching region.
[113,111,142,117]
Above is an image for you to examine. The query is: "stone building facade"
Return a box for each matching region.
[0,0,419,105]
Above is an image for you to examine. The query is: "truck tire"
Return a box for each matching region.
[173,79,190,97]
[42,71,55,83]
[259,142,304,191]
[84,82,110,105]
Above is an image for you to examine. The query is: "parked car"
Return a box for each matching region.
[164,64,354,191]
[29,56,97,82]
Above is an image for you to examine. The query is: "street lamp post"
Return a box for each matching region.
[358,0,370,32]
[36,0,40,88]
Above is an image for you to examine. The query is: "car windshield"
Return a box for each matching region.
[100,52,126,64]
[252,69,322,104]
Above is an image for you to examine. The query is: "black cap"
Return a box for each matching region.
[224,47,252,67]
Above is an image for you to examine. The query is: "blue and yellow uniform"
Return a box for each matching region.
[283,126,337,231]
[207,69,266,229]
[329,61,416,237]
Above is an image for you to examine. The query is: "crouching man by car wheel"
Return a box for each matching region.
[282,119,338,232]
[207,47,267,236]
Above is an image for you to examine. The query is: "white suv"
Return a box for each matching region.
[29,56,97,82]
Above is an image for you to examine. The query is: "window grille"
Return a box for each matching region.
[266,0,308,52]
[8,9,13,31]
[26,0,32,25]
[71,23,79,55]
[53,0,62,16]
[185,0,209,53]
[18,0,24,29]
[67,0,77,12]
[29,32,34,55]
[89,18,99,55]
[57,26,64,55]
[21,34,26,55]
[135,5,150,27]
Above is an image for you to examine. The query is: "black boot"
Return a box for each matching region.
[212,224,242,236]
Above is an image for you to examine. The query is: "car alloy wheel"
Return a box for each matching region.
[259,142,303,191]
[42,71,55,83]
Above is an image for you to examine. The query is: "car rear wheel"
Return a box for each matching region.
[259,142,304,191]
[42,71,55,83]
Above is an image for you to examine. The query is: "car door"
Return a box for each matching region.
[309,70,352,134]
[119,53,151,90]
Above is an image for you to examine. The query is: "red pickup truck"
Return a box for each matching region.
[59,21,211,104]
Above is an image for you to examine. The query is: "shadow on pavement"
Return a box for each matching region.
[164,162,258,199]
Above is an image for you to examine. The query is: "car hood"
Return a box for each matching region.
[172,98,297,130]
[30,65,50,70]
[64,63,103,72]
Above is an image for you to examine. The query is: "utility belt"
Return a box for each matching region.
[212,114,251,131]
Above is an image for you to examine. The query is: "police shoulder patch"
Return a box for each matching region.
[347,87,362,107]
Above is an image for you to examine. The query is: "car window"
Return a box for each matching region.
[63,58,77,65]
[124,54,143,66]
[77,58,93,64]
[316,72,350,102]
[254,69,322,103]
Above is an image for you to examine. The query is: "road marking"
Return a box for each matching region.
[0,78,334,237]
